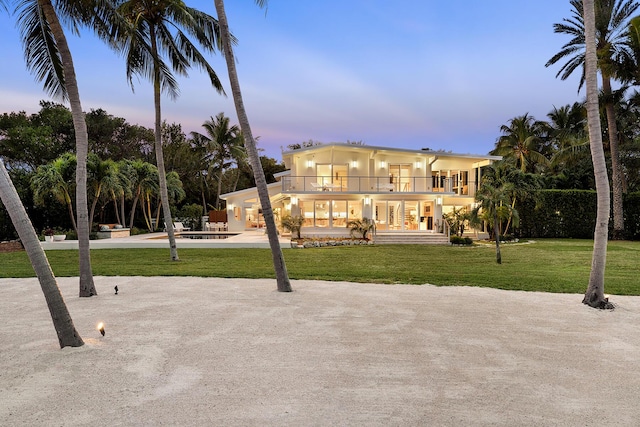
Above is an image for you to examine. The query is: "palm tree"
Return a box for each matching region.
[31,153,77,231]
[546,103,593,185]
[191,113,245,209]
[547,102,587,149]
[0,159,83,347]
[491,113,551,173]
[87,155,124,227]
[126,160,159,229]
[472,162,518,264]
[14,0,105,296]
[213,0,292,292]
[546,0,639,239]
[582,0,614,309]
[115,0,225,261]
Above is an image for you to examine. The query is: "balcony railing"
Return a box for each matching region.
[281,176,477,196]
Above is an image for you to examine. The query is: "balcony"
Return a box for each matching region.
[281,176,476,196]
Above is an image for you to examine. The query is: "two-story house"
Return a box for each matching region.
[221,143,500,241]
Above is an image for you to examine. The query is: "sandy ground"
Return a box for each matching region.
[1,277,640,426]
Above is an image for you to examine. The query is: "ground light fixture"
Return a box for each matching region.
[97,322,105,336]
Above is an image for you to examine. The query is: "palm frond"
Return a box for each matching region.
[16,0,66,100]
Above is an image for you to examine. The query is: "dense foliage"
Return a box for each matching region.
[0,102,285,240]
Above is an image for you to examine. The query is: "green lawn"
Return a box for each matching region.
[1,239,638,295]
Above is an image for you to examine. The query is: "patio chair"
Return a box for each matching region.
[173,222,191,232]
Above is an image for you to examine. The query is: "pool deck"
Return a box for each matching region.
[40,230,292,250]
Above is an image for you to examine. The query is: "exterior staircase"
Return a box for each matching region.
[373,232,450,245]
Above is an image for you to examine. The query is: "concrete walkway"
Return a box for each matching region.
[41,229,292,250]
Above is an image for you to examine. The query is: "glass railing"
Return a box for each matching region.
[281,176,477,195]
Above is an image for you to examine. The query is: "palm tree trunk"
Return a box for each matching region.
[113,195,121,225]
[216,171,223,210]
[583,0,613,309]
[129,190,140,229]
[503,198,517,236]
[41,0,96,297]
[0,160,83,348]
[150,26,179,260]
[494,209,502,264]
[143,194,152,231]
[64,191,77,232]
[214,0,291,292]
[601,76,625,239]
[89,184,101,230]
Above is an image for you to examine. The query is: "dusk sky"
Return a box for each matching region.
[0,1,583,161]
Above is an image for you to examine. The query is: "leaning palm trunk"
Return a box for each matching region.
[41,0,96,297]
[0,160,83,348]
[214,0,291,292]
[503,198,517,236]
[150,27,179,261]
[582,0,613,309]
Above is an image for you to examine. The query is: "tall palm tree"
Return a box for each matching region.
[582,0,614,309]
[191,113,245,209]
[213,0,292,292]
[115,0,225,261]
[0,5,82,340]
[0,159,83,347]
[14,0,105,296]
[491,113,551,172]
[546,0,639,239]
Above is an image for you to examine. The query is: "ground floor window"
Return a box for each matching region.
[374,200,434,231]
[299,199,363,228]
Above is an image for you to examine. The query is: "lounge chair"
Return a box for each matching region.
[173,222,191,232]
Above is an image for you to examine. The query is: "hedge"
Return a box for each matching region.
[517,190,640,240]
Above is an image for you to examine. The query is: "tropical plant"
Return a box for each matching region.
[31,153,77,231]
[0,158,83,347]
[115,0,225,261]
[280,214,304,239]
[191,113,245,209]
[347,217,376,240]
[87,155,124,228]
[491,113,551,173]
[13,0,110,296]
[122,159,158,229]
[472,162,519,264]
[214,0,292,292]
[582,0,615,309]
[546,0,639,239]
[443,206,471,237]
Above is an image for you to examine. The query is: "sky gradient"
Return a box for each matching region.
[0,1,584,161]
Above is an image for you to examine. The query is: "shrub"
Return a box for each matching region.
[450,236,472,245]
[347,218,376,240]
[281,215,304,239]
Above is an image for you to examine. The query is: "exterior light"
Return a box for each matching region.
[351,160,358,168]
[415,161,422,169]
[291,196,298,205]
[97,322,105,336]
[364,196,371,205]
[436,197,442,206]
[379,161,386,169]
[307,160,314,168]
